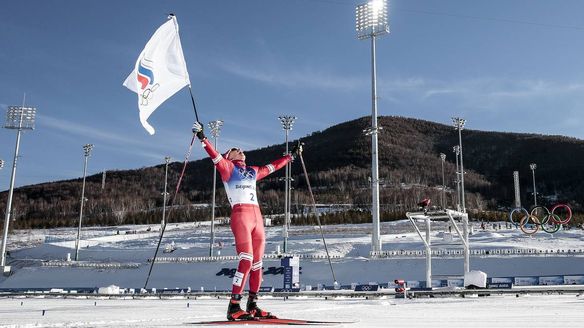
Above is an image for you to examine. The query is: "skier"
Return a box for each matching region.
[192,122,302,321]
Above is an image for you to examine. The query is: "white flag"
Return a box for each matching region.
[123,15,190,135]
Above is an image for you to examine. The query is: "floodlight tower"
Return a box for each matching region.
[452,117,466,213]
[439,153,446,209]
[74,144,94,261]
[530,163,537,206]
[278,115,296,253]
[161,156,171,230]
[2,104,36,273]
[208,120,223,257]
[356,0,389,254]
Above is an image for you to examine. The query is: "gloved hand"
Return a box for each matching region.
[192,121,206,140]
[291,141,304,159]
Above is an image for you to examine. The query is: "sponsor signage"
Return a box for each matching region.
[489,277,513,284]
[487,282,513,289]
[273,288,300,293]
[355,284,379,292]
[282,256,300,289]
[431,279,447,288]
[539,276,564,286]
[514,276,539,286]
[406,280,421,288]
[447,279,464,287]
[564,275,584,285]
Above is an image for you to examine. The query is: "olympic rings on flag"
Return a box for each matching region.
[508,204,572,235]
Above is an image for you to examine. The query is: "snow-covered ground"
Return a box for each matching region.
[2,220,584,289]
[1,294,583,327]
[1,219,584,326]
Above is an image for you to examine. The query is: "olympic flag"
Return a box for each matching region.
[123,15,190,135]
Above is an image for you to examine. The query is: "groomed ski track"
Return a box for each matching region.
[1,294,582,327]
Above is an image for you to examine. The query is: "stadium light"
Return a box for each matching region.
[530,163,537,206]
[278,115,296,253]
[208,120,224,257]
[74,144,94,261]
[356,0,389,254]
[356,0,389,40]
[1,103,36,274]
[452,117,466,213]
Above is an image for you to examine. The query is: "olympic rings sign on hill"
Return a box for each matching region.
[508,204,572,235]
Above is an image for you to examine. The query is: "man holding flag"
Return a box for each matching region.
[192,122,302,321]
[124,14,305,322]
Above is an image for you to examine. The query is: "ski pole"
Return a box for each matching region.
[144,133,197,289]
[297,146,338,286]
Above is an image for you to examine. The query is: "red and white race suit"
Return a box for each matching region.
[201,138,291,295]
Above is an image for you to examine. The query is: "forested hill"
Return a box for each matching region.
[2,116,584,229]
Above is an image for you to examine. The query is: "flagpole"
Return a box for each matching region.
[140,15,205,288]
[188,86,200,123]
[168,14,200,123]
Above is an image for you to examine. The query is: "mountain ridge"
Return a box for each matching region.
[2,115,583,229]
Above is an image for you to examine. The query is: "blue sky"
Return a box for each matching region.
[2,0,584,188]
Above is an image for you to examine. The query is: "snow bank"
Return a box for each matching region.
[464,270,487,288]
[98,285,121,294]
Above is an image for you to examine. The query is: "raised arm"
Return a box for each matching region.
[201,139,234,182]
[253,155,293,181]
[193,122,233,182]
[254,141,304,181]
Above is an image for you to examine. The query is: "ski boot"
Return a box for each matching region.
[246,293,277,319]
[227,295,254,321]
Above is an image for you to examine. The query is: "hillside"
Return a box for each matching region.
[2,116,584,229]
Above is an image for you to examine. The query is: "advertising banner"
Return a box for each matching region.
[355,284,379,292]
[447,279,464,287]
[514,276,539,286]
[538,276,564,285]
[564,275,584,285]
[490,277,513,284]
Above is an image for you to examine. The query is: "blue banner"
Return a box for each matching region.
[273,288,300,293]
[514,276,539,286]
[487,282,512,289]
[538,276,563,285]
[564,275,584,285]
[489,277,513,284]
[447,279,464,287]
